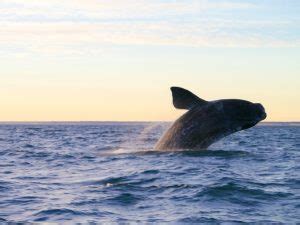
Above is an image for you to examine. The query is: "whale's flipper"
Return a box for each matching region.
[171,87,208,110]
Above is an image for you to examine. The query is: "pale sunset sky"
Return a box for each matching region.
[1,0,299,121]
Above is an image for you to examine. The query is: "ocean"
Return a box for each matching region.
[0,122,299,223]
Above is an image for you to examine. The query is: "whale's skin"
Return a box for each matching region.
[155,89,266,150]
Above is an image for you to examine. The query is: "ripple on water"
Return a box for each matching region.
[5,196,42,205]
[179,150,251,158]
[106,193,144,206]
[0,181,13,192]
[178,217,219,223]
[33,208,88,222]
[196,182,293,202]
[141,169,160,175]
[35,208,81,216]
[23,144,35,148]
[81,176,128,186]
[81,175,159,195]
[0,218,7,222]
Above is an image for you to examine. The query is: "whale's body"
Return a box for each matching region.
[155,87,267,150]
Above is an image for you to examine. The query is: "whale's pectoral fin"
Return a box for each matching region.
[171,87,208,110]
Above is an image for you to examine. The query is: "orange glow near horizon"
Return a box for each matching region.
[1,57,299,122]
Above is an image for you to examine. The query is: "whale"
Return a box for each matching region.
[155,87,267,150]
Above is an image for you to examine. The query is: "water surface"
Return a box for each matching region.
[0,122,299,223]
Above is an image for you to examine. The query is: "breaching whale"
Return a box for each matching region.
[155,87,267,150]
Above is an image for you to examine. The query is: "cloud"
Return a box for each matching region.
[1,0,255,15]
[0,0,257,25]
[0,0,299,57]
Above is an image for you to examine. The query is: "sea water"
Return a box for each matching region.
[0,122,299,223]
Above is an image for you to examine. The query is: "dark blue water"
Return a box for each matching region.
[0,122,299,223]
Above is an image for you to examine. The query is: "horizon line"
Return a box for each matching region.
[0,121,299,123]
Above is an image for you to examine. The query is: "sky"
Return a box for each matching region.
[1,0,300,121]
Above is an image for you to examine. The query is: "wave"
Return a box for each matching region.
[102,149,251,159]
[106,193,143,206]
[33,208,89,222]
[177,150,250,158]
[196,182,293,200]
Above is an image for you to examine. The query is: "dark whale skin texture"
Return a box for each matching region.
[155,99,266,150]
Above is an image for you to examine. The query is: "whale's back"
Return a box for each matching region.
[155,102,231,150]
